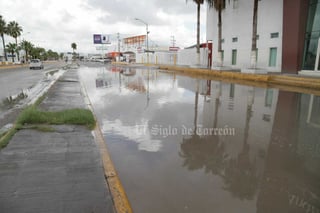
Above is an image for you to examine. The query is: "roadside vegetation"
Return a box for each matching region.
[17,107,95,129]
[0,15,60,63]
[0,93,95,149]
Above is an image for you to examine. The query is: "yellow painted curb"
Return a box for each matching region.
[93,124,133,213]
[159,65,320,93]
[0,64,28,69]
[80,78,132,213]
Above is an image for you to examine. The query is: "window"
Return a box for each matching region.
[221,38,225,43]
[269,47,277,67]
[256,35,259,40]
[271,32,279,38]
[232,37,238,42]
[232,49,237,65]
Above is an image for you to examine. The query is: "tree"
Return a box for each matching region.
[20,40,33,62]
[71,42,77,61]
[7,21,23,61]
[207,0,227,67]
[187,0,204,65]
[71,42,77,52]
[250,0,259,68]
[6,42,17,62]
[0,15,8,61]
[30,47,45,60]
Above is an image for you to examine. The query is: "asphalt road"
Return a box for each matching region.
[0,61,66,101]
[0,61,66,128]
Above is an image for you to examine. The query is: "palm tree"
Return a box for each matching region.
[7,21,23,61]
[187,0,204,65]
[250,0,259,68]
[6,42,17,62]
[30,47,45,60]
[20,40,33,62]
[71,42,77,61]
[0,15,8,61]
[207,0,227,67]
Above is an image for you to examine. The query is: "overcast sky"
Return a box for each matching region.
[0,0,207,54]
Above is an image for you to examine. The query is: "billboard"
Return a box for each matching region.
[93,34,111,44]
[123,35,146,46]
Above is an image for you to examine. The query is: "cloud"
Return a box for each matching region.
[0,0,207,53]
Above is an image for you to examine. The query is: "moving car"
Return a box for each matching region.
[29,59,44,69]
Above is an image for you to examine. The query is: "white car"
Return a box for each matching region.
[29,59,44,69]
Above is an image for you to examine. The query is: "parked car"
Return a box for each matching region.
[29,59,44,69]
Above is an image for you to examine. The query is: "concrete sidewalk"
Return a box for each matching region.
[0,68,115,212]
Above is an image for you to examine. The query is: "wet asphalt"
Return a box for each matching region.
[0,67,115,212]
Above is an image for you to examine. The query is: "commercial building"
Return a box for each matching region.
[206,0,320,75]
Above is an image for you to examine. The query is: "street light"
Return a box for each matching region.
[134,18,149,64]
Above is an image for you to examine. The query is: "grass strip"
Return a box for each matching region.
[0,104,95,149]
[16,107,95,130]
[0,128,18,149]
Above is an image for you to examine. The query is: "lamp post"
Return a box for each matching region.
[134,18,149,64]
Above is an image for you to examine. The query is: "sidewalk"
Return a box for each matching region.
[0,68,116,212]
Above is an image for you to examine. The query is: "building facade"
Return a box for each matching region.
[206,0,320,75]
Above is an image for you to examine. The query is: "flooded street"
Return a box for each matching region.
[79,65,320,213]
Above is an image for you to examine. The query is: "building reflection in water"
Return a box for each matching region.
[180,79,320,211]
[90,67,319,212]
[257,91,320,213]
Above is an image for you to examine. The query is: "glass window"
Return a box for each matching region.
[303,1,320,70]
[232,37,238,42]
[306,2,320,32]
[232,49,237,65]
[269,47,277,67]
[303,37,319,70]
[271,32,279,38]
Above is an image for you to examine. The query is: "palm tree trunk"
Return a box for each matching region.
[250,0,259,68]
[217,6,223,67]
[11,50,15,62]
[1,34,7,61]
[196,3,201,65]
[15,37,20,61]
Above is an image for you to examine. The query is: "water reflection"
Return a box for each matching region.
[79,65,320,213]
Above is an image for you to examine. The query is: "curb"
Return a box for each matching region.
[80,75,133,213]
[158,65,320,94]
[0,64,28,69]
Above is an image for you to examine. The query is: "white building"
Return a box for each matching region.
[206,0,320,75]
[206,0,283,72]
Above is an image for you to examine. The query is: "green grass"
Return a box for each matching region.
[16,107,95,130]
[0,93,96,149]
[0,128,17,149]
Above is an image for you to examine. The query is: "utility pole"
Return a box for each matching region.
[134,18,149,64]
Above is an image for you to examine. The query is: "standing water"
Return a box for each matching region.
[79,65,320,213]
